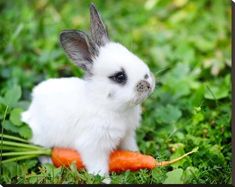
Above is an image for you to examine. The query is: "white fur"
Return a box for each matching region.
[21,42,155,176]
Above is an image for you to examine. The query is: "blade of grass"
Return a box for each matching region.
[155,65,172,75]
[1,105,9,176]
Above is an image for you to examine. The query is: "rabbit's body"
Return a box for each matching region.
[22,4,155,177]
[22,77,140,150]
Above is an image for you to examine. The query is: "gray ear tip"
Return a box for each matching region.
[59,31,66,39]
[59,32,67,45]
[59,30,81,41]
[59,30,73,43]
[90,3,98,14]
[90,3,96,10]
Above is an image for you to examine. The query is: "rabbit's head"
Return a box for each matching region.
[60,4,155,111]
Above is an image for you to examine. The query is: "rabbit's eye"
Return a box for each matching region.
[108,70,127,85]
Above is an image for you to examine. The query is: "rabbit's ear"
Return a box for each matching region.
[90,3,109,47]
[60,30,98,72]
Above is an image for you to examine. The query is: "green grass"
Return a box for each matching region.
[0,0,231,184]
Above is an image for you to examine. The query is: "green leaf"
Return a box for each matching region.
[10,108,23,126]
[163,168,184,184]
[190,36,216,52]
[156,104,182,124]
[181,166,199,183]
[205,85,229,100]
[28,174,39,184]
[19,124,32,139]
[189,85,205,107]
[2,162,18,178]
[42,163,56,174]
[151,167,167,182]
[161,63,199,99]
[204,76,230,100]
[0,96,5,105]
[208,145,225,164]
[2,120,20,133]
[192,112,204,125]
[22,159,38,169]
[4,85,22,107]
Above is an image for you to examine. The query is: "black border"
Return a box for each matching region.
[232,0,235,187]
[2,185,234,187]
[0,183,233,187]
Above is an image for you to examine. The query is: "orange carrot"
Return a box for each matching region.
[51,147,85,169]
[109,150,156,172]
[0,134,198,172]
[51,147,198,172]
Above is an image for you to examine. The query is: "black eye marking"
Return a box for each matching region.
[144,74,149,79]
[108,68,127,85]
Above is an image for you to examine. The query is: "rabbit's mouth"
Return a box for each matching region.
[130,91,151,106]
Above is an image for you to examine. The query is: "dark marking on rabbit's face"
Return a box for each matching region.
[144,74,149,79]
[108,68,127,85]
[107,91,115,98]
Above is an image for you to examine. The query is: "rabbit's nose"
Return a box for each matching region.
[136,80,151,93]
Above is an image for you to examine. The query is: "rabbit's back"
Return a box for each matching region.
[32,77,85,96]
[22,77,88,147]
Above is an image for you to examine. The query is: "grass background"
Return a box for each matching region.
[0,0,232,184]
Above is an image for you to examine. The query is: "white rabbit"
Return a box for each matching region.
[21,3,155,177]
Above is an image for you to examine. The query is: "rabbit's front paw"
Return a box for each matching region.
[87,168,111,184]
[87,166,108,176]
[102,176,111,184]
[79,147,110,177]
